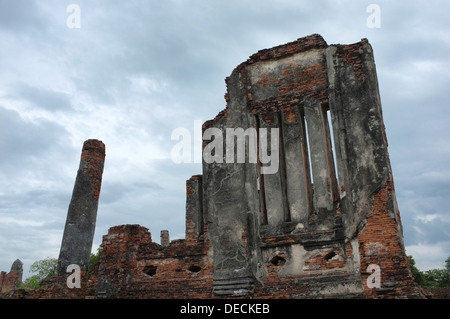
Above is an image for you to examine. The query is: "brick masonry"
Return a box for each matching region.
[57,139,106,276]
[0,259,23,294]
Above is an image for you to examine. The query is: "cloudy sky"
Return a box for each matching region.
[0,0,449,277]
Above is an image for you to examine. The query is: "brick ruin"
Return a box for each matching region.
[3,34,424,298]
[0,259,23,293]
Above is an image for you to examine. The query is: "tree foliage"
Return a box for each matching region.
[20,245,102,290]
[409,255,450,288]
[21,257,57,290]
[88,246,102,278]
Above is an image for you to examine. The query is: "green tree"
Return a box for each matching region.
[443,256,450,286]
[408,255,425,286]
[409,255,450,288]
[423,256,450,287]
[88,246,102,278]
[21,257,57,290]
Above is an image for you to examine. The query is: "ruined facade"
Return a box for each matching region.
[7,34,423,299]
[92,34,422,298]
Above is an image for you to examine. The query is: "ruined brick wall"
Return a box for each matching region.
[95,224,213,298]
[199,34,422,298]
[358,177,420,298]
[0,271,21,293]
[85,34,419,299]
[0,260,23,294]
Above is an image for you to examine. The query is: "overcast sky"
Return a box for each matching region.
[0,0,449,278]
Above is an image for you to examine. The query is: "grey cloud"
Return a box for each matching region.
[99,179,163,206]
[403,212,450,247]
[0,107,71,168]
[0,0,48,34]
[12,82,73,112]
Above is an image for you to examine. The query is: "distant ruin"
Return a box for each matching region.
[0,259,22,293]
[2,34,424,298]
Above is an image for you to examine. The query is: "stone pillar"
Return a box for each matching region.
[185,175,203,243]
[204,70,261,297]
[57,139,105,276]
[160,230,170,247]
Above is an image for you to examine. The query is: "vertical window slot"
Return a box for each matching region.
[299,107,313,215]
[256,114,268,225]
[320,102,339,202]
[277,112,291,222]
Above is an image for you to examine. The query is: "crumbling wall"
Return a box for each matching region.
[0,259,23,294]
[95,224,213,298]
[198,34,421,298]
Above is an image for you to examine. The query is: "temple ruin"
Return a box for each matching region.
[3,34,424,298]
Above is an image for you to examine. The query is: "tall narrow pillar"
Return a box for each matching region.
[57,139,106,275]
[160,230,170,247]
[185,175,203,243]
